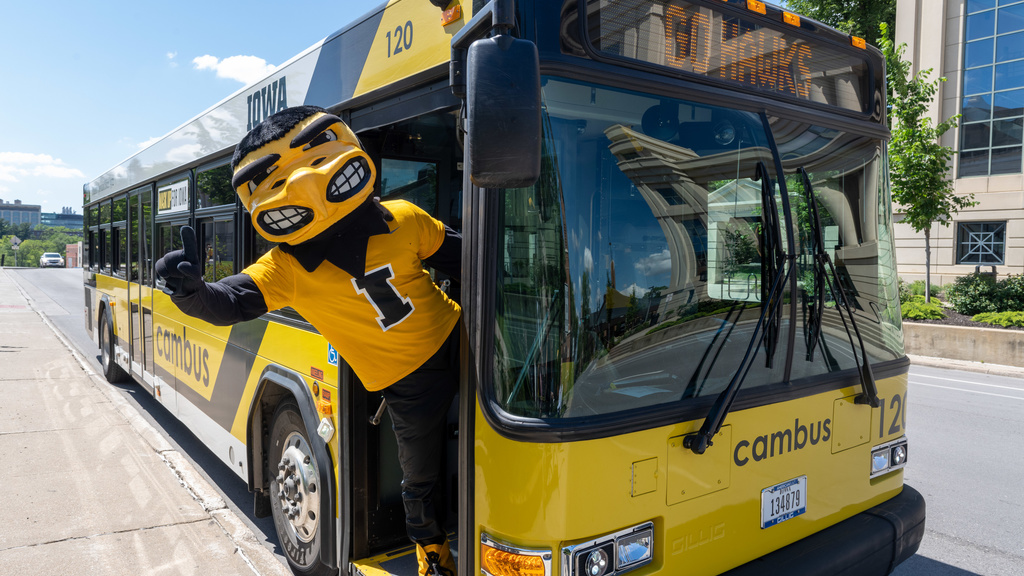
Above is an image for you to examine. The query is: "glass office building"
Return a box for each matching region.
[895,0,1024,282]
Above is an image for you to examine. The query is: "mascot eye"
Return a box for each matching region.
[303,129,337,151]
[249,165,278,189]
[248,165,278,193]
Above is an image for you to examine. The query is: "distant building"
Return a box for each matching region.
[40,207,84,230]
[0,198,41,228]
[65,242,82,268]
[895,0,1024,283]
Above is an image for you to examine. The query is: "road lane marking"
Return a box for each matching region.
[910,381,1024,401]
[911,373,1024,392]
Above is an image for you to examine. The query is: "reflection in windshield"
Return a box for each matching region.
[772,118,905,381]
[492,78,902,420]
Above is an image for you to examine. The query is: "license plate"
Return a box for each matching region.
[761,476,807,528]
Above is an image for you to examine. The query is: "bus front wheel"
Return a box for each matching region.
[99,313,129,384]
[268,399,333,576]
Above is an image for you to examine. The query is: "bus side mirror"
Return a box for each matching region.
[466,34,541,189]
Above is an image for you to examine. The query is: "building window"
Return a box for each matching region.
[960,0,1024,177]
[957,221,1006,264]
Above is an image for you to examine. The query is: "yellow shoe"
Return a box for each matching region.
[416,540,456,576]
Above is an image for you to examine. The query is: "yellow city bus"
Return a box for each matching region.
[82,1,924,575]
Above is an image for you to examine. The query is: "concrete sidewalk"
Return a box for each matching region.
[0,269,291,576]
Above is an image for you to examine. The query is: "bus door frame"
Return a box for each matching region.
[110,196,131,362]
[140,187,156,378]
[153,171,194,413]
[128,184,157,387]
[342,81,465,561]
[128,188,145,380]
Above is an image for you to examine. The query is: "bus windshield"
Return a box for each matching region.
[491,77,903,421]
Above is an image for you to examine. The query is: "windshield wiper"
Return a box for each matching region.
[683,302,746,399]
[759,162,786,369]
[684,162,790,455]
[798,168,880,408]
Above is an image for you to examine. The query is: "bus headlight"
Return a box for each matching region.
[869,436,908,478]
[562,522,654,576]
[584,548,610,576]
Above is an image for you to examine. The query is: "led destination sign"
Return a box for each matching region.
[587,0,872,113]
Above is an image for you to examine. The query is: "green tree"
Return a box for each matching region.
[784,0,895,45]
[880,23,976,303]
[626,287,642,329]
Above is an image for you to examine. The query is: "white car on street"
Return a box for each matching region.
[39,253,65,268]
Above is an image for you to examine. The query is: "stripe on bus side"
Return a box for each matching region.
[169,319,270,432]
[304,5,387,107]
[352,0,468,99]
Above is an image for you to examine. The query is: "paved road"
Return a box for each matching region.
[5,267,286,568]
[891,363,1024,576]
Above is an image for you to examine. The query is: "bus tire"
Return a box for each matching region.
[268,399,334,576]
[99,313,129,384]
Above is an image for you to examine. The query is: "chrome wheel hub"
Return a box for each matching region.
[275,432,320,543]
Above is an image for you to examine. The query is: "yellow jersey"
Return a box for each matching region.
[245,200,461,391]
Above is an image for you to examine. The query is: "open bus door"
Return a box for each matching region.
[344,106,466,571]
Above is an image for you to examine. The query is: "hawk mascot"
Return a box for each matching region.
[157,105,460,576]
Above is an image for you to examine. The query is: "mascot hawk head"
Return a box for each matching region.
[231,105,376,245]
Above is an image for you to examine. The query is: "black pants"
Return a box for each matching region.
[380,326,458,546]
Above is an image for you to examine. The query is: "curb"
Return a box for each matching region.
[908,353,1024,378]
[10,276,292,576]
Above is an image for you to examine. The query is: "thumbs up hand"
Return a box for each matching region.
[155,226,205,296]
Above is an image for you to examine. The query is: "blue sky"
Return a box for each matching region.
[0,0,369,215]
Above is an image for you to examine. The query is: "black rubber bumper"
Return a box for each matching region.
[723,484,926,576]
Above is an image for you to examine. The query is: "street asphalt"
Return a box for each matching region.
[0,268,291,576]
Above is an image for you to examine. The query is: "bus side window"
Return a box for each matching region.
[156,222,184,263]
[129,196,139,281]
[112,226,125,278]
[87,230,96,269]
[380,158,439,218]
[101,228,110,273]
[199,218,236,282]
[201,221,215,282]
[214,219,235,280]
[251,226,278,264]
[141,191,153,286]
[100,200,111,273]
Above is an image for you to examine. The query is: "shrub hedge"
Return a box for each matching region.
[945,273,1000,315]
[972,311,1024,328]
[908,279,941,297]
[901,300,946,320]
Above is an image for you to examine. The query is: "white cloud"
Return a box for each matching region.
[137,136,162,150]
[166,143,202,164]
[0,152,83,182]
[620,283,650,298]
[0,152,58,165]
[33,165,84,178]
[635,249,673,276]
[167,51,177,60]
[192,54,275,84]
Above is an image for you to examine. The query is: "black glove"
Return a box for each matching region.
[155,226,204,296]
